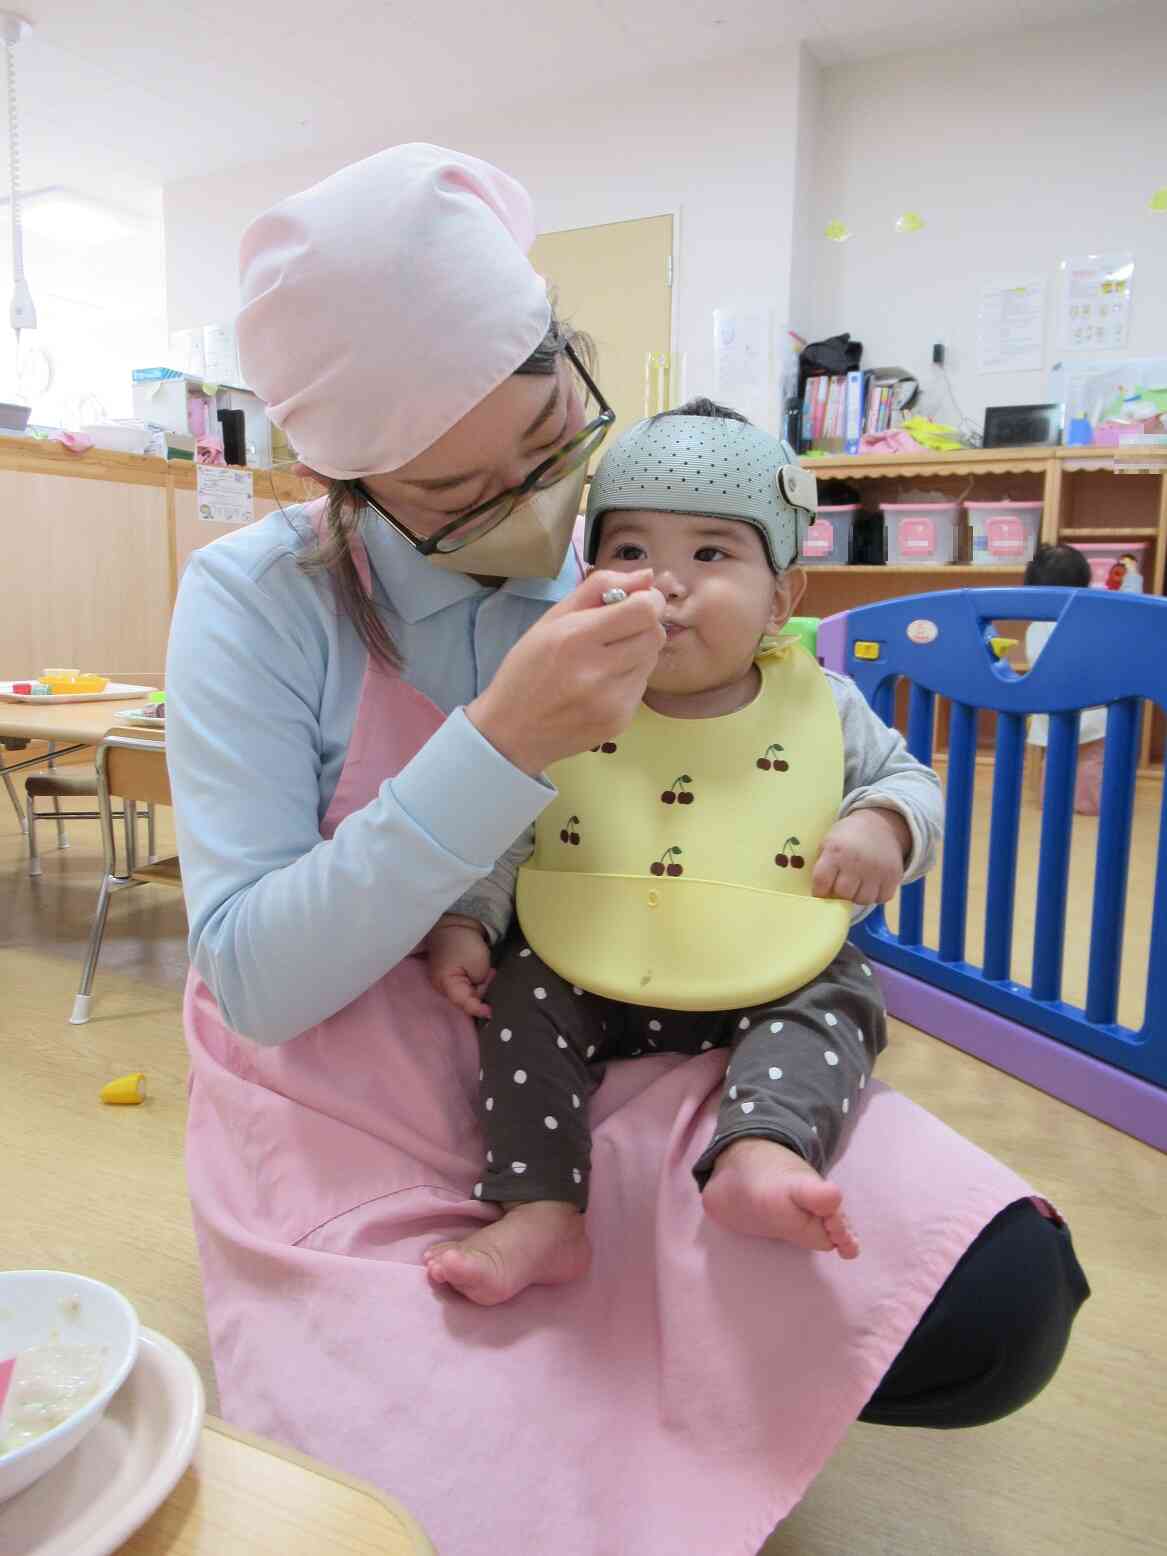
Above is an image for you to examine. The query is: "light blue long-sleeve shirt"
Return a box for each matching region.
[165,501,572,1045]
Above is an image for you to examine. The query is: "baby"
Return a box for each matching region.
[424,400,943,1305]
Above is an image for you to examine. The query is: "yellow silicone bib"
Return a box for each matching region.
[517,647,851,1010]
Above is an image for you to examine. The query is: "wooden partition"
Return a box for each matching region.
[0,437,309,677]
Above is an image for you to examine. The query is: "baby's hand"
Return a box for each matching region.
[813,809,910,907]
[427,917,495,1019]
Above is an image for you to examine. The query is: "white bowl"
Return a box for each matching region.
[0,1272,140,1505]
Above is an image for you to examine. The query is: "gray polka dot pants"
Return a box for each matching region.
[474,939,886,1211]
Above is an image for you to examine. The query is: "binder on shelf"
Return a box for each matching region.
[844,370,866,454]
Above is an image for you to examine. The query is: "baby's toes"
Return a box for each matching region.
[825,1212,860,1260]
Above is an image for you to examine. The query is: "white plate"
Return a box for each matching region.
[112,709,166,730]
[0,682,153,706]
[0,1329,205,1556]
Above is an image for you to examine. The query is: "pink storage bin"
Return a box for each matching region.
[1092,419,1164,447]
[966,500,1043,565]
[800,504,858,566]
[882,501,960,565]
[1070,540,1150,589]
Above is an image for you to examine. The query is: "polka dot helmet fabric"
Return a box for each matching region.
[584,415,818,573]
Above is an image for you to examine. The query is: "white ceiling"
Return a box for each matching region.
[8,0,1153,210]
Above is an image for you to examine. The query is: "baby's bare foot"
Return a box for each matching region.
[703,1137,859,1259]
[424,1200,591,1305]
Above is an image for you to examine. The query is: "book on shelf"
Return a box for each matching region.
[863,379,898,436]
[813,374,830,440]
[825,376,845,442]
[802,370,899,451]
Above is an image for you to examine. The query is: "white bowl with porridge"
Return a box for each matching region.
[0,1271,140,1504]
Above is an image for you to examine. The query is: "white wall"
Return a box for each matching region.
[164,11,1167,446]
[787,44,822,344]
[457,51,804,408]
[809,9,1167,432]
[163,49,809,411]
[0,210,167,426]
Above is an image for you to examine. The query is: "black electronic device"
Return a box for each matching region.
[217,408,247,466]
[982,403,1063,449]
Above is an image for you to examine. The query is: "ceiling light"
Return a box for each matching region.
[0,187,147,245]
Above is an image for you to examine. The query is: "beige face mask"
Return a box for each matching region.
[426,462,588,579]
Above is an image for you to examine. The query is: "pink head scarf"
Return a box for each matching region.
[236,143,551,480]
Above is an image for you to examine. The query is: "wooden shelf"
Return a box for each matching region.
[805,446,1051,478]
[805,564,1025,575]
[1060,527,1159,539]
[0,432,308,502]
[795,444,1166,772]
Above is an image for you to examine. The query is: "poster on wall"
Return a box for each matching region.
[1058,252,1134,352]
[976,278,1047,373]
[196,465,254,525]
[712,306,773,428]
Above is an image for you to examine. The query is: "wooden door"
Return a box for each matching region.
[530,215,674,442]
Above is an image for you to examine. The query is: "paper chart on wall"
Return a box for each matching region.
[712,306,772,428]
[976,278,1047,374]
[196,465,254,525]
[1059,253,1134,352]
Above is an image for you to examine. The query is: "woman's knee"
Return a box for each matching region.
[861,1198,1090,1429]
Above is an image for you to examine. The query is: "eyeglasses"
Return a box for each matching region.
[361,341,615,557]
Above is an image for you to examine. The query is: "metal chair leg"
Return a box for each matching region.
[124,800,138,875]
[46,743,68,850]
[2,759,26,833]
[146,802,157,864]
[25,793,42,876]
[70,872,116,1025]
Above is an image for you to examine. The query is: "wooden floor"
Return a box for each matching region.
[2,778,1164,1556]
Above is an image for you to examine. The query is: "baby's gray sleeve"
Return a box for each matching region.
[829,673,944,885]
[445,826,535,945]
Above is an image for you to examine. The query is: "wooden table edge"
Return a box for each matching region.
[200,1415,439,1554]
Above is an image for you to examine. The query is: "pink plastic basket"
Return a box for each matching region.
[1070,540,1150,589]
[882,502,960,565]
[800,504,858,566]
[966,500,1043,565]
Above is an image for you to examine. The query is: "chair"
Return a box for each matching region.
[818,585,1167,1152]
[24,742,155,877]
[70,733,182,1025]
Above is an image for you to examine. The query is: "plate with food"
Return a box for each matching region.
[0,674,153,705]
[0,1272,203,1555]
[113,704,166,730]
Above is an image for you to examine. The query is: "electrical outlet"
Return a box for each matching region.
[932,342,945,367]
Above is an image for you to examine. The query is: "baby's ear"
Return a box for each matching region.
[769,566,807,633]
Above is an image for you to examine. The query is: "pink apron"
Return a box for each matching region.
[185,549,1035,1556]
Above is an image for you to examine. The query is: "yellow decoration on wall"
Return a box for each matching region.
[1150,188,1167,214]
[824,220,852,243]
[895,211,925,234]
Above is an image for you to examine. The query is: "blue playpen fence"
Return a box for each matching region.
[818,586,1167,1149]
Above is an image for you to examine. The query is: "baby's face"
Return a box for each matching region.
[593,509,795,699]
